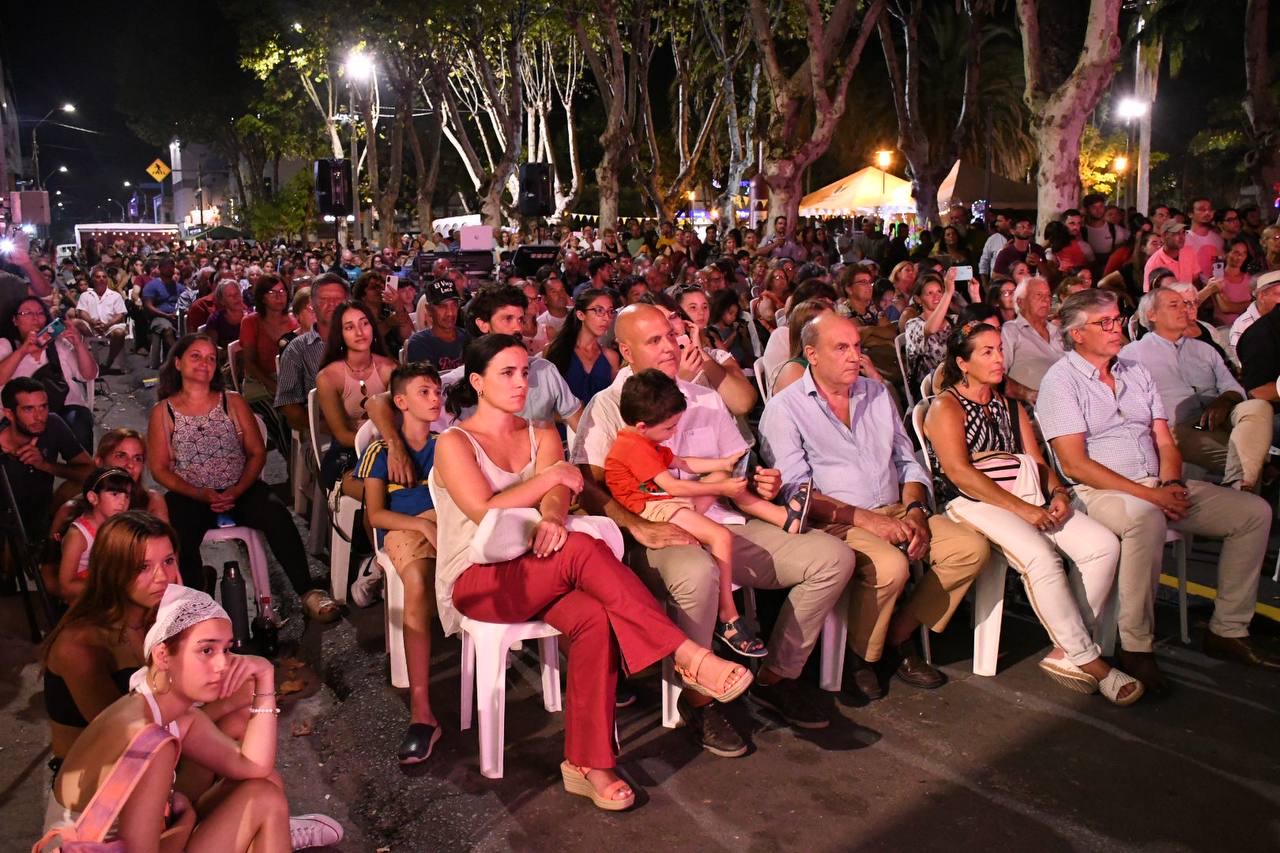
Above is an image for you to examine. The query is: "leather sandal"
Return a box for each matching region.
[1098,668,1144,706]
[561,762,635,811]
[674,648,753,703]
[782,480,813,534]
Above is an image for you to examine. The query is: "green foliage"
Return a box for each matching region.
[244,170,315,240]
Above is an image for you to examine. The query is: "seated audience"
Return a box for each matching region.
[1121,287,1271,491]
[1000,276,1064,405]
[1235,270,1280,446]
[141,256,183,354]
[760,314,990,699]
[1037,290,1276,691]
[432,334,753,809]
[148,333,339,622]
[275,274,348,436]
[42,583,341,851]
[204,280,247,348]
[923,322,1139,705]
[544,289,620,406]
[0,376,93,541]
[405,279,469,371]
[71,266,128,372]
[1228,270,1279,348]
[1210,239,1254,327]
[54,467,135,601]
[772,299,837,395]
[0,296,99,450]
[354,363,444,762]
[903,269,958,395]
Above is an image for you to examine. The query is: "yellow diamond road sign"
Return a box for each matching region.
[146,159,171,182]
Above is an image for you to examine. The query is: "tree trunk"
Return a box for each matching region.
[596,144,623,231]
[378,102,408,246]
[760,159,803,229]
[1243,0,1279,204]
[408,106,444,235]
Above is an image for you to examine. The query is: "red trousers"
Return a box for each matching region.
[451,532,686,768]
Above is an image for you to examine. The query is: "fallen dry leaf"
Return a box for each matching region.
[291,720,314,737]
[278,678,306,696]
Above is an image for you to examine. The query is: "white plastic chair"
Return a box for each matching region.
[226,339,243,392]
[753,356,772,403]
[895,332,916,411]
[202,415,278,623]
[423,473,563,778]
[459,617,563,779]
[310,388,358,604]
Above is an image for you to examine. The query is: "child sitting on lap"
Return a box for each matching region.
[353,361,443,765]
[604,369,811,659]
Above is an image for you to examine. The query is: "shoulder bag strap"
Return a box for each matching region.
[1005,394,1025,454]
[62,724,177,844]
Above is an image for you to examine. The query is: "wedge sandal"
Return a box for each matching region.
[674,648,753,703]
[561,762,635,811]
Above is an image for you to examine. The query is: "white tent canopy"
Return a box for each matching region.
[936,160,1036,211]
[799,167,916,216]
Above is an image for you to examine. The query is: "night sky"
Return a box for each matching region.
[2,4,161,223]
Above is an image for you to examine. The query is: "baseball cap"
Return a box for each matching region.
[1254,269,1280,295]
[426,278,460,303]
[1158,221,1186,235]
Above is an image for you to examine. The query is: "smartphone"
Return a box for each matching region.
[953,265,973,281]
[40,318,66,340]
[676,333,691,350]
[1211,260,1225,279]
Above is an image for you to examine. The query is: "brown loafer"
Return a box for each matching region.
[1203,632,1280,671]
[1118,649,1166,693]
[849,657,885,700]
[893,642,946,690]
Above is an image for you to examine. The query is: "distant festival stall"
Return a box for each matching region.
[799,167,917,217]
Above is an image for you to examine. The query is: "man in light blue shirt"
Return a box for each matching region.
[1038,289,1275,689]
[760,314,990,697]
[1120,286,1272,490]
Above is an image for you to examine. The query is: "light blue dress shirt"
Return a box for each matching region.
[759,369,929,508]
[1118,332,1244,425]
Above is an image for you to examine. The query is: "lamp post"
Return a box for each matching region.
[105,197,125,221]
[1112,155,1129,206]
[875,150,893,220]
[1116,97,1148,215]
[31,103,75,190]
[345,50,375,245]
[41,164,69,187]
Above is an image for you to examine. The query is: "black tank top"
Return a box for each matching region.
[44,666,134,728]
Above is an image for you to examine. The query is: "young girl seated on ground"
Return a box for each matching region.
[56,467,135,601]
[603,369,812,658]
[352,362,443,764]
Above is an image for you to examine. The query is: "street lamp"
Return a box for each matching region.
[345,50,374,81]
[343,50,376,244]
[123,180,132,188]
[1113,155,1129,174]
[105,197,125,221]
[31,102,75,190]
[41,165,68,186]
[875,149,894,204]
[1116,98,1148,120]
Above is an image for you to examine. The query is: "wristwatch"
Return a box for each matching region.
[904,501,931,517]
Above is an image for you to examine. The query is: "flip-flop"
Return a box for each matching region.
[782,480,813,534]
[1098,668,1145,707]
[1038,655,1098,694]
[560,762,635,811]
[674,648,754,703]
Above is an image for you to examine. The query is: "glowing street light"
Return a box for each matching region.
[58,164,68,173]
[123,180,132,187]
[1113,155,1129,174]
[875,149,894,171]
[1116,98,1148,121]
[32,103,76,189]
[345,51,375,81]
[60,103,76,114]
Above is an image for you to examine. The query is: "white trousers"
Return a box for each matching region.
[945,497,1120,666]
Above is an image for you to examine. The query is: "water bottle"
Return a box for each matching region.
[219,561,251,651]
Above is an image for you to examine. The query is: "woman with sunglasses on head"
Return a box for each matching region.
[147,333,339,622]
[544,288,620,406]
[922,322,1141,706]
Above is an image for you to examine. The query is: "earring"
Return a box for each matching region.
[149,668,172,695]
[961,372,970,387]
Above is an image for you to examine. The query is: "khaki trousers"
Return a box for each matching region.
[1173,398,1274,489]
[629,520,856,680]
[1073,478,1270,652]
[824,504,991,663]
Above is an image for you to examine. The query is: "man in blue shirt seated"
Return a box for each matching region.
[353,362,443,764]
[759,314,991,699]
[141,256,183,352]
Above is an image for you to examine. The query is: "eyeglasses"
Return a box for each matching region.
[584,306,616,318]
[15,309,45,319]
[1082,316,1123,331]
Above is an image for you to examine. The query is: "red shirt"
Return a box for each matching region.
[604,430,676,513]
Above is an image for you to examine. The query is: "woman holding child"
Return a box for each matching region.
[430,334,755,811]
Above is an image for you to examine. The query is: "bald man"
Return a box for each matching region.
[573,304,855,750]
[760,314,991,698]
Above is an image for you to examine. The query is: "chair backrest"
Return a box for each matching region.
[399,345,409,365]
[1126,313,1141,343]
[920,373,935,401]
[753,357,772,403]
[176,310,187,337]
[910,398,932,475]
[894,332,916,410]
[307,388,324,468]
[1030,406,1069,482]
[353,418,381,459]
[227,340,243,392]
[253,414,268,444]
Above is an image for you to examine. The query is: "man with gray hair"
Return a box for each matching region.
[1037,290,1276,690]
[1000,276,1063,404]
[1121,287,1272,491]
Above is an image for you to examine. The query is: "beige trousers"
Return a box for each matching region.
[1073,478,1269,652]
[824,504,991,663]
[1173,398,1274,489]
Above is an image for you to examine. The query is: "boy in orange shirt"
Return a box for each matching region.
[604,369,811,658]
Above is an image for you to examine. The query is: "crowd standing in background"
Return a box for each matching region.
[3,196,1280,848]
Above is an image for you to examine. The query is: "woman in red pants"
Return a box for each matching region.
[431,334,752,811]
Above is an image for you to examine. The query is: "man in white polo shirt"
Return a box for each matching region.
[71,265,128,372]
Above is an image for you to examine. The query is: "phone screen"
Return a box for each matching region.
[953,265,973,281]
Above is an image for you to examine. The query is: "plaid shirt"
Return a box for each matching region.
[274,329,325,409]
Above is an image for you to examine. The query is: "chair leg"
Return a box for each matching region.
[1174,540,1190,644]
[459,630,475,731]
[329,498,356,605]
[971,556,1008,677]
[909,561,933,664]
[661,657,682,729]
[243,533,276,623]
[473,631,508,779]
[818,588,850,693]
[385,561,408,689]
[538,635,562,713]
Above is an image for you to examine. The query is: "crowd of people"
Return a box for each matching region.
[3,194,1279,845]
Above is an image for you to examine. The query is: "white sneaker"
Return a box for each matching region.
[349,555,384,608]
[290,813,343,849]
